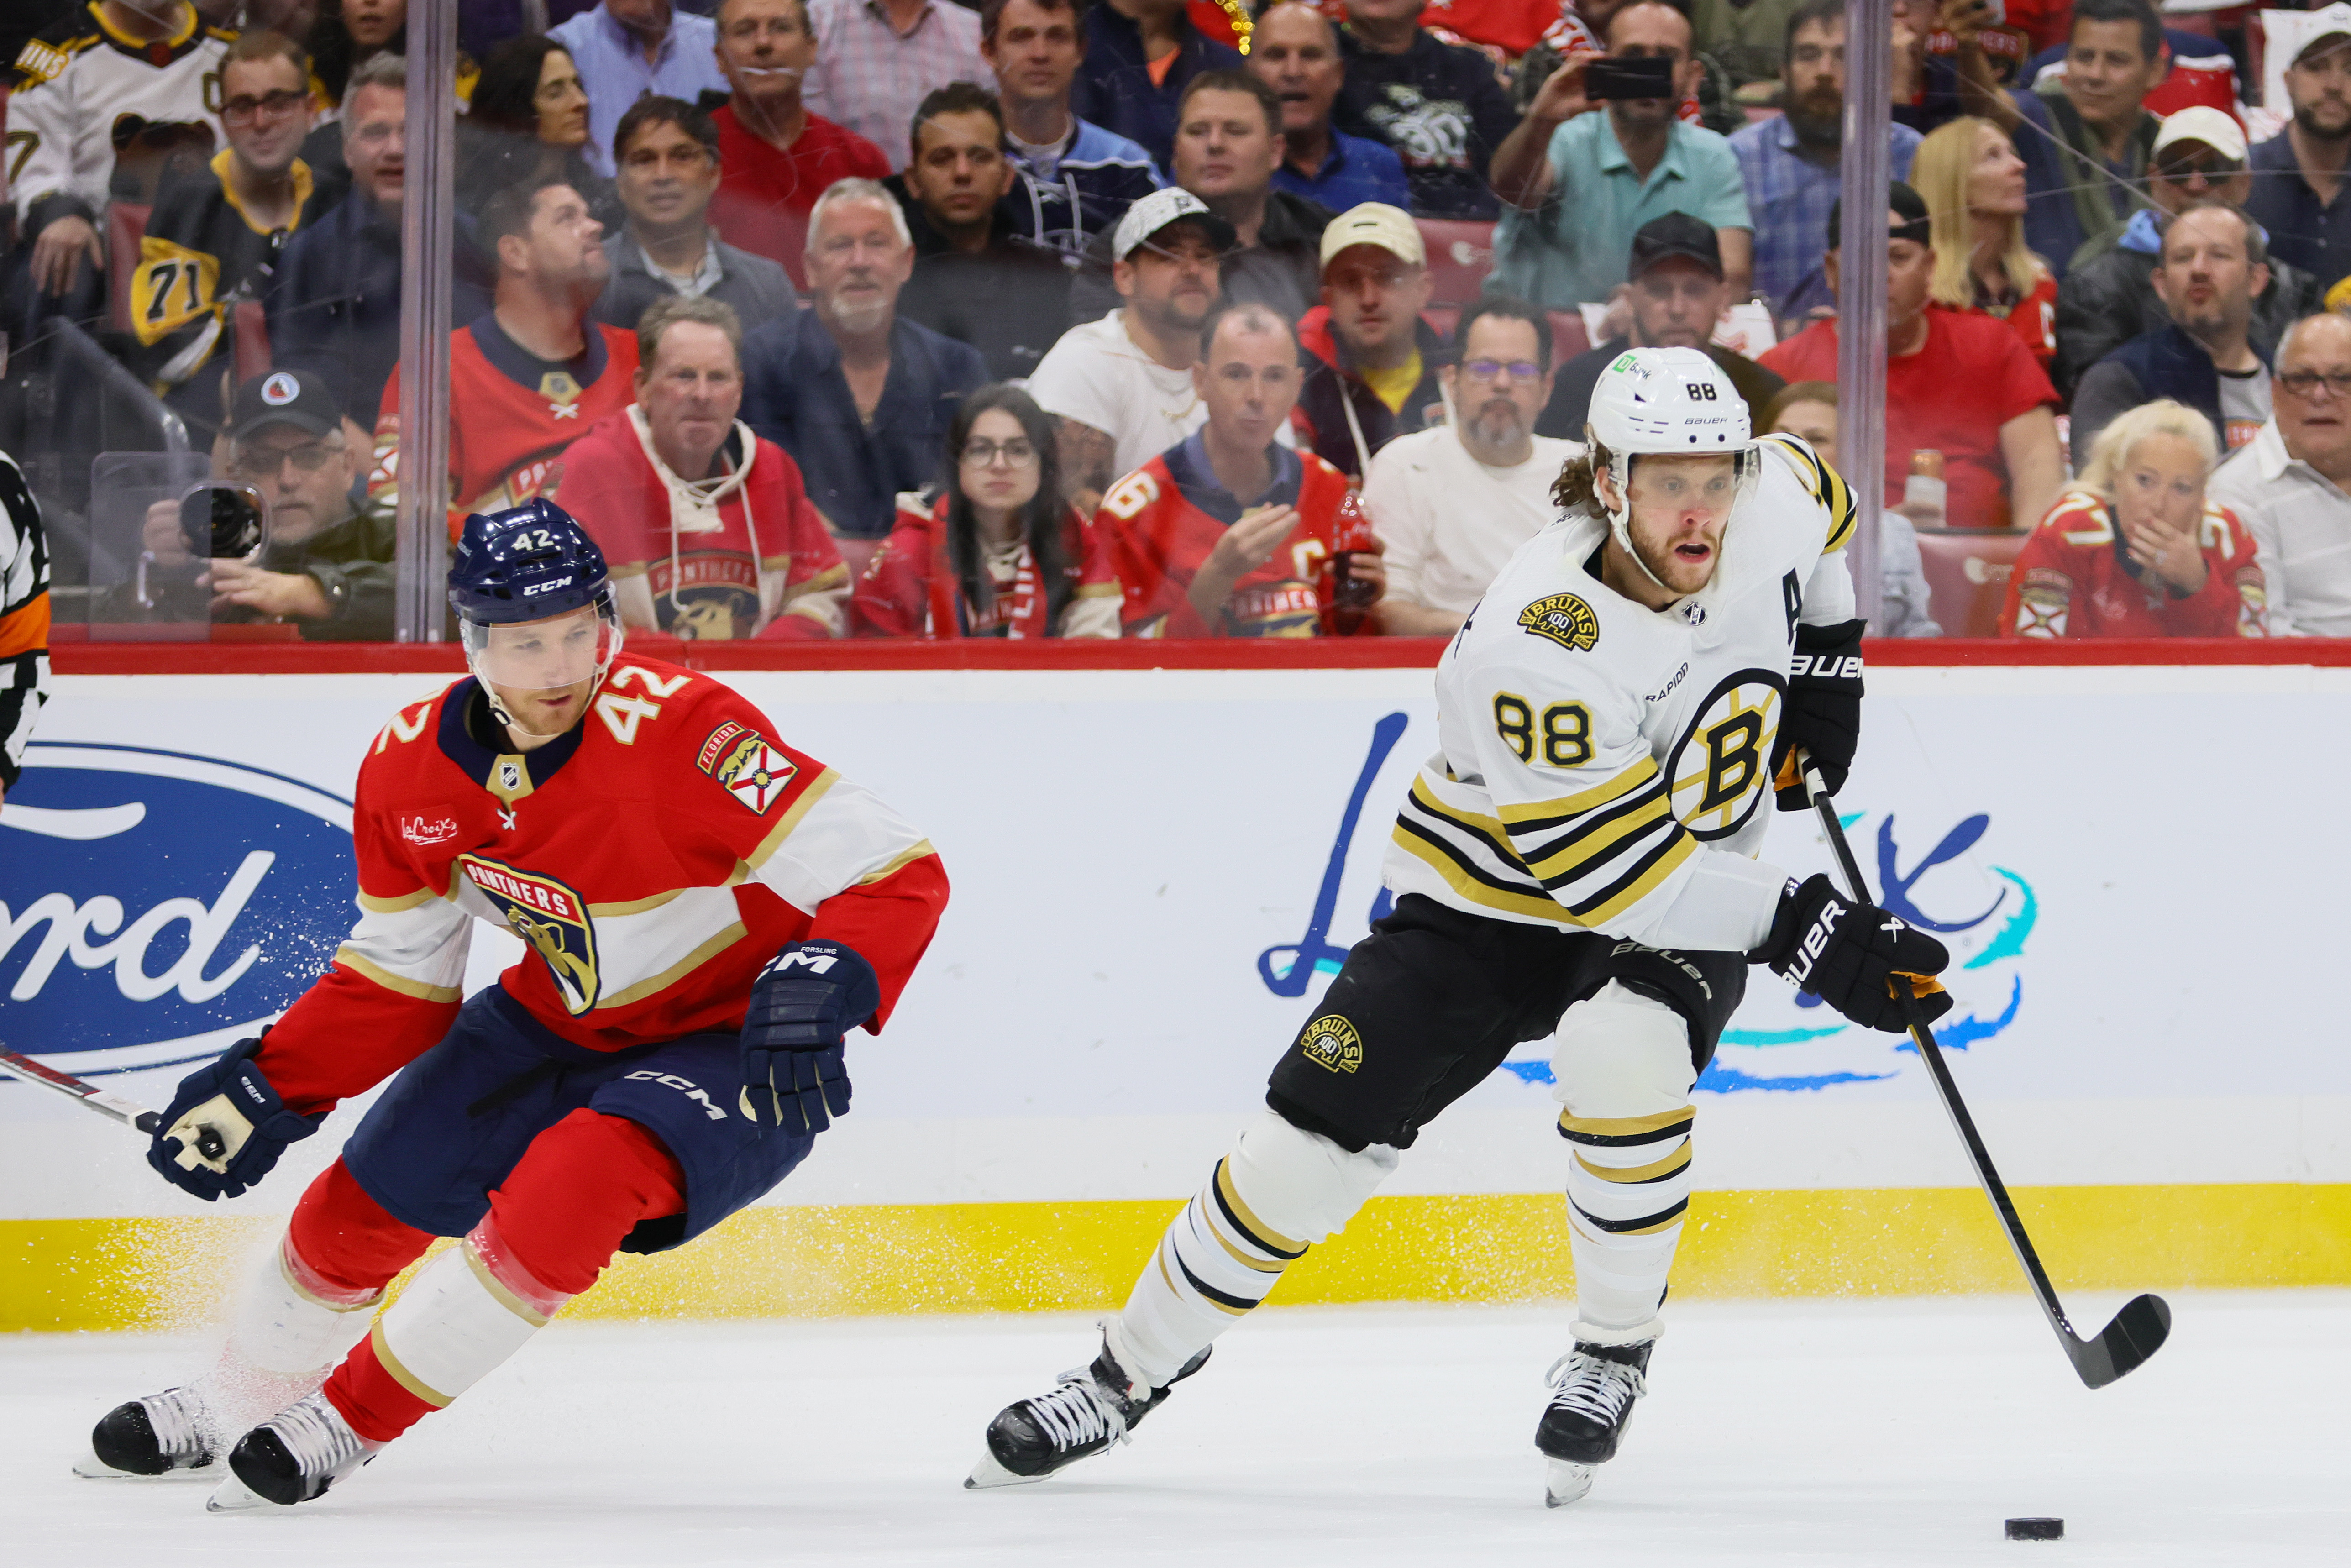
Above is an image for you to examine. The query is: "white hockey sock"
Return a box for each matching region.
[1559,1103,1694,1337]
[1114,1110,1396,1389]
[365,1216,575,1413]
[209,1232,385,1432]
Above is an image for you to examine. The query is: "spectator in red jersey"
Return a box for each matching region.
[556,295,847,640]
[1097,300,1382,637]
[372,176,638,538]
[704,0,894,289]
[1910,116,2057,372]
[2003,397,2268,638]
[854,384,1123,637]
[1759,183,2062,532]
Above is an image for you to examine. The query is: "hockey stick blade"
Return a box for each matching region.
[0,1046,224,1159]
[1798,762,2171,1390]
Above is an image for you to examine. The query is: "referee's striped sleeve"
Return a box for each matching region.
[0,450,52,793]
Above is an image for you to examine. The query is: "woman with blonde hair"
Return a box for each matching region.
[1910,116,2057,368]
[2001,398,2267,638]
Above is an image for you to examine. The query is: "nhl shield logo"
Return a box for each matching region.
[459,855,600,1015]
[712,734,796,815]
[1518,593,1601,652]
[1298,1014,1364,1074]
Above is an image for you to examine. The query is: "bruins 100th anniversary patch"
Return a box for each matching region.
[1299,1015,1364,1074]
[1518,593,1600,652]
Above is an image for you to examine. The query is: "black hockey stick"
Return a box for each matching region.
[1800,764,2170,1390]
[0,1045,227,1160]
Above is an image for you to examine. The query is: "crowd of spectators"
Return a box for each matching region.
[8,0,2351,645]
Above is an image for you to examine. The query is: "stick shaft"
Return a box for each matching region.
[0,1047,160,1131]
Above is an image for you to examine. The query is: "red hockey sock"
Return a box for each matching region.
[286,1159,434,1296]
[320,1112,684,1443]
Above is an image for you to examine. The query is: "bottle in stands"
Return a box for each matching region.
[1904,450,1947,530]
[1328,489,1380,623]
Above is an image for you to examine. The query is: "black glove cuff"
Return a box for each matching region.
[1789,618,1867,694]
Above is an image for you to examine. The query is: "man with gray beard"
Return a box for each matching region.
[1361,296,1584,635]
[739,177,987,539]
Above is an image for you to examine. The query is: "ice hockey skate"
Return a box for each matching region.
[966,1340,1207,1489]
[1537,1339,1653,1507]
[73,1385,222,1480]
[205,1392,382,1511]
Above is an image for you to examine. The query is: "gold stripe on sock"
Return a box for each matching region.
[1214,1158,1306,1257]
[368,1318,454,1408]
[462,1240,553,1328]
[1574,1143,1693,1185]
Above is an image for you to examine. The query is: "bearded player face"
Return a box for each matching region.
[1603,452,1737,596]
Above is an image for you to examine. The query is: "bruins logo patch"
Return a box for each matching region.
[459,855,600,1016]
[1298,1015,1364,1074]
[1663,670,1784,841]
[1518,593,1600,652]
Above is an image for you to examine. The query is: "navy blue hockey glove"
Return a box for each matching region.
[1772,619,1865,810]
[739,942,879,1133]
[145,1034,325,1201]
[1752,875,1952,1034]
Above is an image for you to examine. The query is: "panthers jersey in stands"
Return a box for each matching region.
[1385,434,1857,955]
[131,148,323,404]
[2004,489,2266,639]
[252,656,948,1116]
[372,315,639,541]
[7,3,232,228]
[1096,435,1359,637]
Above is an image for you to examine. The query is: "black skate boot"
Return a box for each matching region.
[1535,1338,1653,1507]
[206,1392,383,1511]
[966,1339,1209,1489]
[75,1386,221,1479]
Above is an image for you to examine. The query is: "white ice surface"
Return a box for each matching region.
[5,1293,2346,1568]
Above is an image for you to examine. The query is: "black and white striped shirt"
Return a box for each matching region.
[0,450,51,793]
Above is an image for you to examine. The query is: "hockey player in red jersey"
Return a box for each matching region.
[75,500,947,1510]
[1095,301,1383,637]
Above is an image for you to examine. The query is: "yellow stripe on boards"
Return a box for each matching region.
[4,1185,2349,1331]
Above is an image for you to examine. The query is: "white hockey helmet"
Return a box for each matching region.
[1583,346,1758,590]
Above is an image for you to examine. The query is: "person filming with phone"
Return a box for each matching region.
[1488,0,1753,310]
[129,371,397,641]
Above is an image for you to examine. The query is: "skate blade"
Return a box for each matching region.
[1544,1459,1595,1508]
[72,1452,221,1481]
[963,1448,1048,1490]
[204,1469,278,1513]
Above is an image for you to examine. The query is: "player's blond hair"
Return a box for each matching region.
[1911,116,2044,312]
[2074,399,2220,497]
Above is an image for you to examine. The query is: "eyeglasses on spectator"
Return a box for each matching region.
[960,439,1039,469]
[222,89,310,125]
[1461,359,1544,384]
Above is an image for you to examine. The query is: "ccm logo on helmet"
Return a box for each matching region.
[521,576,578,596]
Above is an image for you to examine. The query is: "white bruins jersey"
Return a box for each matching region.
[1384,434,1858,956]
[8,6,231,226]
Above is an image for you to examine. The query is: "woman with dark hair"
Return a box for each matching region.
[854,385,1123,638]
[457,36,608,218]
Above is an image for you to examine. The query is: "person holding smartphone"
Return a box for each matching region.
[1488,0,1753,312]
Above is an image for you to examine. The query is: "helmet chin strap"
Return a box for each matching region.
[1601,455,1677,596]
[467,635,622,745]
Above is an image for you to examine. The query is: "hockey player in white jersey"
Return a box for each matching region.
[969,347,1955,1506]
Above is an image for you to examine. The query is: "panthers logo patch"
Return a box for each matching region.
[459,855,600,1016]
[1298,1015,1364,1074]
[1518,593,1600,652]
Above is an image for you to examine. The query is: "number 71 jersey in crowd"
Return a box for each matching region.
[252,655,948,1115]
[1385,435,1858,954]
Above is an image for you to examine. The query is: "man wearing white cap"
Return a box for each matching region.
[1293,203,1445,479]
[1030,186,1301,514]
[2247,5,2351,293]
[2056,106,2325,396]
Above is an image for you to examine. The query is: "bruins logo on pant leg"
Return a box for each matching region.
[459,854,602,1015]
[1298,1014,1365,1074]
[1663,670,1784,840]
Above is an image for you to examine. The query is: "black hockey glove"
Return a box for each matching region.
[739,941,878,1133]
[1771,618,1865,810]
[1751,875,1953,1034]
[146,1033,325,1201]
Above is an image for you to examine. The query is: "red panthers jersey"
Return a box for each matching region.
[254,655,948,1115]
[1095,439,1362,638]
[2002,490,2266,640]
[370,316,640,542]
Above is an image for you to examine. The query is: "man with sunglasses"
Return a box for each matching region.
[132,369,397,640]
[128,30,336,438]
[2055,109,2324,399]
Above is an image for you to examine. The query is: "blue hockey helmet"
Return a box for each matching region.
[448,498,613,625]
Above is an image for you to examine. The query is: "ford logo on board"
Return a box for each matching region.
[0,744,356,1076]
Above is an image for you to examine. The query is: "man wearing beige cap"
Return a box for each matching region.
[1294,203,1444,478]
[2248,6,2351,292]
[2057,106,2324,395]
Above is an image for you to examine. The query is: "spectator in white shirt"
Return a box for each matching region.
[1365,295,1583,635]
[2207,312,2351,636]
[1024,186,1233,513]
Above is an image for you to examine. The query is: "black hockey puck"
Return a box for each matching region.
[2005,1518,2064,1541]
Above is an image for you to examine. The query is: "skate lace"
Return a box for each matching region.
[1025,1377,1118,1452]
[142,1388,212,1463]
[267,1393,367,1476]
[1543,1351,1647,1426]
